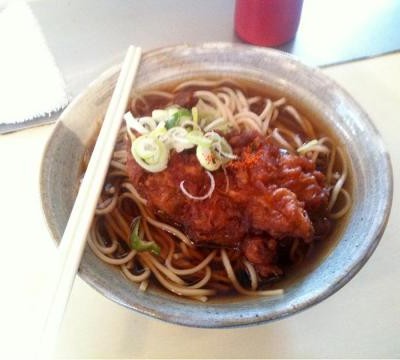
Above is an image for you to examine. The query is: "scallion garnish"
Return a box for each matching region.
[125,104,237,173]
[130,217,161,255]
[165,108,191,129]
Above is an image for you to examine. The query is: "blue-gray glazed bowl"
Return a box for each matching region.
[40,43,393,327]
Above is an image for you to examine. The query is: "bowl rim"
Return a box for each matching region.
[40,42,394,328]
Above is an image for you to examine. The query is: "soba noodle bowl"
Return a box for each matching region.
[83,78,351,302]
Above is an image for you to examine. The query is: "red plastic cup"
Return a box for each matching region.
[235,0,304,47]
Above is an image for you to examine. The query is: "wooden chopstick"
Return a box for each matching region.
[37,45,142,359]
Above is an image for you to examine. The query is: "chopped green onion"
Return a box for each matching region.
[180,119,201,132]
[196,145,221,171]
[138,116,157,132]
[131,135,169,172]
[205,131,237,163]
[163,127,194,153]
[187,130,213,147]
[152,109,169,122]
[167,107,180,116]
[133,137,159,161]
[124,112,149,134]
[191,106,199,124]
[130,217,161,255]
[165,108,192,129]
[148,121,167,139]
[214,138,237,162]
[128,105,238,173]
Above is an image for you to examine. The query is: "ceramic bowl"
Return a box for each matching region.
[40,43,393,327]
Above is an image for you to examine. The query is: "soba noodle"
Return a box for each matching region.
[84,79,351,302]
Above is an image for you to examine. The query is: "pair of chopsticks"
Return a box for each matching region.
[37,46,142,359]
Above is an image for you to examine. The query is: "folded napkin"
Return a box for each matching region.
[0,2,68,133]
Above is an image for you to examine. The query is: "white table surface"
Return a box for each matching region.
[3,0,400,133]
[1,52,400,360]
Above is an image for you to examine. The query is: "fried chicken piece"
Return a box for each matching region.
[226,131,329,211]
[126,131,329,271]
[241,236,283,278]
[278,153,330,211]
[246,187,313,241]
[126,149,247,247]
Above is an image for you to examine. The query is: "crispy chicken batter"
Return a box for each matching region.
[126,131,329,276]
